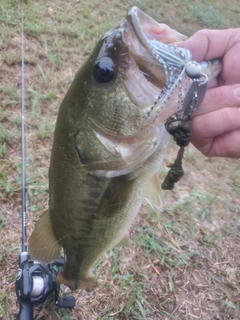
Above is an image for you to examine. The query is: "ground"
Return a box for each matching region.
[0,0,240,319]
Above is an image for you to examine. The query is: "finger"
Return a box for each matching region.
[209,129,240,158]
[192,84,240,117]
[177,28,240,61]
[177,29,240,85]
[191,106,240,157]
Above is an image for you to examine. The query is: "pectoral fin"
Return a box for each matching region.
[28,209,62,263]
[145,174,162,209]
[97,175,135,220]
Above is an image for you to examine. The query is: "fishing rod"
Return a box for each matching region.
[15,2,75,319]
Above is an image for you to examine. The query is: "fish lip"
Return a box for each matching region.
[125,7,157,57]
[123,7,189,64]
[123,7,222,88]
[121,7,160,67]
[121,6,192,89]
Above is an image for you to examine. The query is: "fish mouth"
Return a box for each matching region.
[125,7,188,51]
[121,7,189,89]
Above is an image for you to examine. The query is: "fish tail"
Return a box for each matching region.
[28,209,62,263]
[55,271,97,292]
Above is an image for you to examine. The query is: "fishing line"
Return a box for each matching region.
[20,0,27,253]
[15,4,75,318]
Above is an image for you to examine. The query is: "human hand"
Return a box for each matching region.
[179,29,240,158]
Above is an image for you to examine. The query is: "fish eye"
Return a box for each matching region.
[93,57,115,83]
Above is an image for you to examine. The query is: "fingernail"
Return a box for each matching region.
[233,86,240,98]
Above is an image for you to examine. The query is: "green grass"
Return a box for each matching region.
[0,85,19,107]
[186,3,226,28]
[0,290,8,318]
[0,170,20,200]
[0,125,12,158]
[23,2,47,36]
[0,213,6,233]
[28,88,57,119]
[135,224,195,268]
[0,0,18,46]
[37,120,55,140]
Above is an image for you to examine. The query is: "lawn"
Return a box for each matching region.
[0,0,240,319]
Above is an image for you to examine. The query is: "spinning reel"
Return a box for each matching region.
[15,251,75,320]
[15,252,75,320]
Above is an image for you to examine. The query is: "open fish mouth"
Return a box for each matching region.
[120,7,221,122]
[122,7,191,90]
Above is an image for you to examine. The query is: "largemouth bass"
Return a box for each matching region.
[29,7,221,291]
